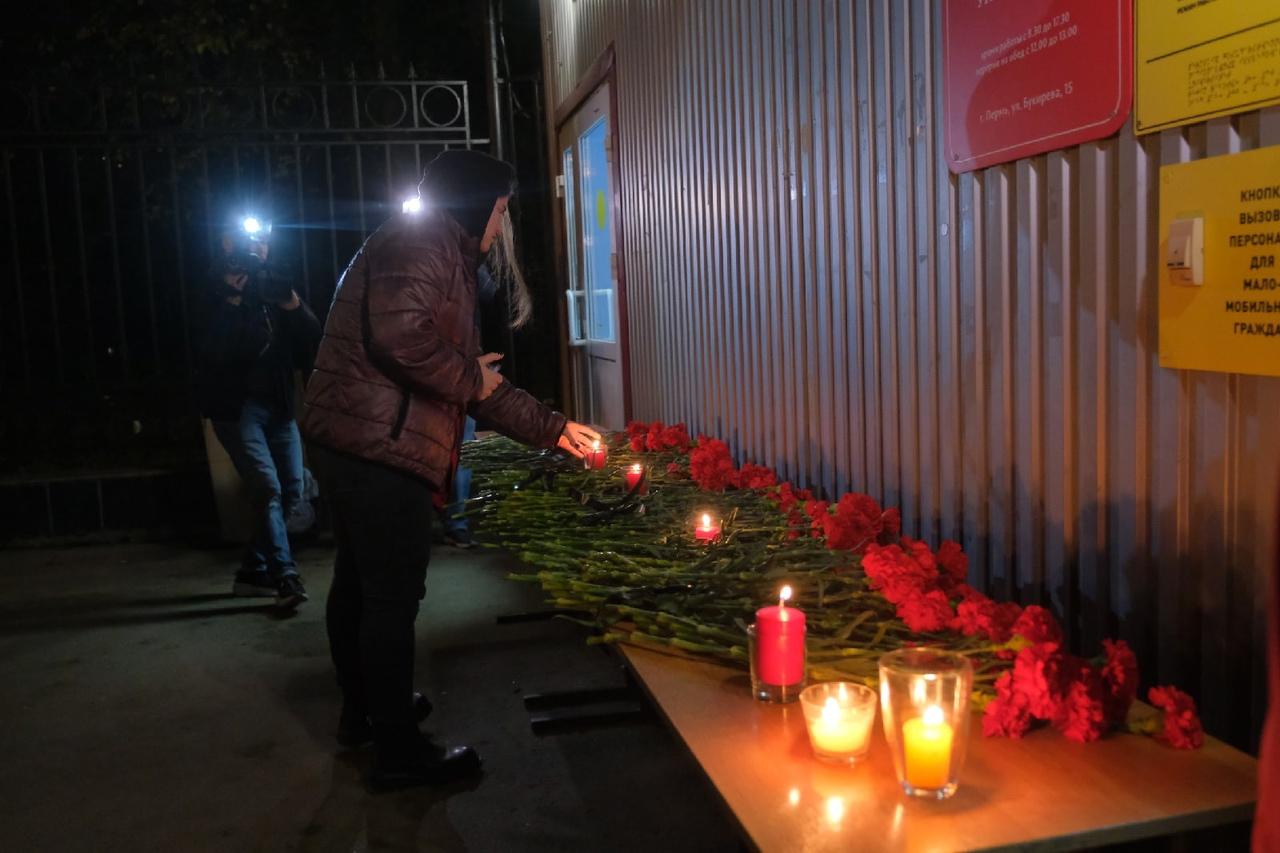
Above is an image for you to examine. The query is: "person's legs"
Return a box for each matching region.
[443,416,476,545]
[237,401,298,580]
[324,475,365,719]
[212,417,271,591]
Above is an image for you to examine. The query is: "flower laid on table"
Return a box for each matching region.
[473,419,1205,751]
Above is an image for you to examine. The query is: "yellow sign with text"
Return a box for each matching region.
[1159,146,1280,377]
[1136,0,1280,134]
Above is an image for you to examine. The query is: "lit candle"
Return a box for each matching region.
[694,512,721,542]
[624,463,647,494]
[902,705,954,790]
[583,439,607,470]
[754,585,806,686]
[801,682,877,763]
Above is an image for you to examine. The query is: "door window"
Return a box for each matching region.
[578,117,615,343]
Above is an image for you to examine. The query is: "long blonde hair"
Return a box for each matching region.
[488,208,533,329]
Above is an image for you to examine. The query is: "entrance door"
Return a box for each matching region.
[559,83,625,429]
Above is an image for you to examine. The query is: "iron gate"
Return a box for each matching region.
[0,67,488,397]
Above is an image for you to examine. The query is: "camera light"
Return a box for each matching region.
[242,216,264,235]
[401,195,424,214]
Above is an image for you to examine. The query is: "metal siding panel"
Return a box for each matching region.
[543,0,1280,749]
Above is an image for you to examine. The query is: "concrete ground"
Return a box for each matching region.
[0,540,742,853]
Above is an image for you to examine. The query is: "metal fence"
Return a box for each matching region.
[0,68,486,396]
[540,0,1280,751]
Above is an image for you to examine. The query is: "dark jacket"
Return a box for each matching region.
[300,211,566,489]
[197,262,322,421]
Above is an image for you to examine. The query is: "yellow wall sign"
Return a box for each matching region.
[1159,145,1280,377]
[1136,0,1280,135]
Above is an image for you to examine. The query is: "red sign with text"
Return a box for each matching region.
[943,0,1132,173]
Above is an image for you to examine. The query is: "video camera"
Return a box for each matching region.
[223,216,292,303]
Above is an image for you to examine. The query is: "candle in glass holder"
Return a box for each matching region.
[583,439,607,470]
[624,463,647,494]
[694,512,721,542]
[800,682,877,764]
[748,585,806,702]
[902,705,953,790]
[879,648,971,799]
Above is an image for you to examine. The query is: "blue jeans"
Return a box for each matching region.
[444,416,476,535]
[213,400,303,578]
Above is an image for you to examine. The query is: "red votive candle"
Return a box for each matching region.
[584,439,607,470]
[694,512,721,543]
[755,586,806,686]
[625,463,647,494]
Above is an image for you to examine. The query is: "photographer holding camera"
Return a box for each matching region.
[198,218,321,609]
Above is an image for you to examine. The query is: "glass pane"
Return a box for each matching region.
[562,147,585,343]
[578,117,615,343]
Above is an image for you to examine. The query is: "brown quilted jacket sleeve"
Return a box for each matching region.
[469,381,567,449]
[364,245,482,405]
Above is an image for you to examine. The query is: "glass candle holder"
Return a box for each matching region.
[800,682,877,765]
[878,647,973,800]
[583,441,608,469]
[748,623,806,703]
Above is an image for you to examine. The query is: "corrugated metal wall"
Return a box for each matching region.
[540,0,1280,750]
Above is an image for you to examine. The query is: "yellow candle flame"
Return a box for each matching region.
[825,796,845,825]
[822,697,840,725]
[779,585,793,607]
[922,705,945,726]
[631,463,642,474]
[700,512,712,528]
[788,787,801,807]
[591,439,600,451]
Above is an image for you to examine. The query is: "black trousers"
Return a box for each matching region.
[311,444,433,760]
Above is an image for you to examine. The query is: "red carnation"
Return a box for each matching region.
[689,437,739,491]
[1012,642,1068,719]
[1147,686,1204,750]
[819,493,890,554]
[951,593,1018,643]
[878,507,902,544]
[897,588,953,633]
[1100,639,1139,723]
[936,540,968,586]
[862,539,943,607]
[1011,605,1063,647]
[738,463,778,491]
[983,672,1033,738]
[1054,663,1110,743]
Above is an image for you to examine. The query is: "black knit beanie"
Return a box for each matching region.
[419,150,517,238]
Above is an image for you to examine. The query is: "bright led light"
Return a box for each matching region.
[402,195,423,214]
[242,216,263,235]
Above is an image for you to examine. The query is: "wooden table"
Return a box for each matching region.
[619,645,1258,852]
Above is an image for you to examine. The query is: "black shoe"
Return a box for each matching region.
[368,744,482,793]
[337,693,434,748]
[276,575,308,609]
[443,529,474,549]
[232,570,278,598]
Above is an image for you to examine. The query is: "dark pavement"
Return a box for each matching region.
[0,540,740,852]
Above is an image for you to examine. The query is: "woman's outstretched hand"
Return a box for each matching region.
[474,352,505,401]
[557,421,602,458]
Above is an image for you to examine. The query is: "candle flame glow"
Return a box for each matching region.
[822,697,840,725]
[922,705,945,726]
[788,787,801,807]
[779,585,793,607]
[825,796,845,825]
[591,439,600,450]
[631,463,642,473]
[700,513,712,528]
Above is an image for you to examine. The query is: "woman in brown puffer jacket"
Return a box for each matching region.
[302,150,598,791]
